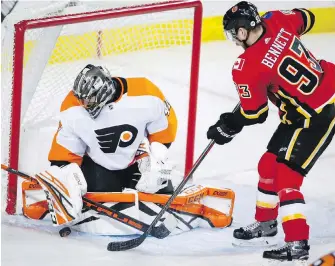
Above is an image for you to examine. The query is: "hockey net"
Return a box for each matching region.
[1,0,202,214]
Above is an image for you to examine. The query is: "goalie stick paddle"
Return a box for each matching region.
[107,140,215,251]
[1,164,170,239]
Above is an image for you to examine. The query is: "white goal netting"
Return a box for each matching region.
[1,0,201,214]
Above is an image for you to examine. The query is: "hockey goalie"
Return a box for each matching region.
[21,64,235,236]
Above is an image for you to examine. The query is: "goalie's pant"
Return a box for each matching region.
[81,156,141,192]
[255,109,335,242]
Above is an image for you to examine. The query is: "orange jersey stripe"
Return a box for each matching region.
[148,106,177,144]
[48,122,83,165]
[126,77,165,100]
[60,91,81,112]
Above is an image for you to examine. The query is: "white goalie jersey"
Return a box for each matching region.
[48,77,178,170]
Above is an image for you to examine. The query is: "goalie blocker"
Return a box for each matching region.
[22,181,235,236]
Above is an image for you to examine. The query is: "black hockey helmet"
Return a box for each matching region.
[223,1,261,41]
[73,64,116,119]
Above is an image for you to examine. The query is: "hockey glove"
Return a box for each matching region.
[207,113,243,145]
[135,141,173,193]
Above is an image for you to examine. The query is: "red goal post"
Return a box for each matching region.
[3,0,203,215]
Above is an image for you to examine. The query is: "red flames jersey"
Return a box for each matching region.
[232,9,335,127]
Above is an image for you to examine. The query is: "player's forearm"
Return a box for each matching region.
[232,104,269,127]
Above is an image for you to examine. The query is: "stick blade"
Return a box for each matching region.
[107,237,144,251]
[107,223,170,251]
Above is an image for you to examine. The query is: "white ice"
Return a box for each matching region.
[2,33,335,266]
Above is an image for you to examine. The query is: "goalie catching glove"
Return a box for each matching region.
[35,163,87,226]
[207,113,243,145]
[135,141,176,194]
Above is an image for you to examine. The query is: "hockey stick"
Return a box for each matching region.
[107,140,215,251]
[1,164,170,239]
[107,102,241,251]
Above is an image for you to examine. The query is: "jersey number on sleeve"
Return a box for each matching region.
[278,36,323,95]
[238,85,251,98]
[235,83,251,98]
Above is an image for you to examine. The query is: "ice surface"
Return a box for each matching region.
[2,33,335,266]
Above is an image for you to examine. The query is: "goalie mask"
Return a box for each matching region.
[73,64,116,119]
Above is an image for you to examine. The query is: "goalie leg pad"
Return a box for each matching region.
[22,184,235,236]
[22,180,49,220]
[35,163,87,226]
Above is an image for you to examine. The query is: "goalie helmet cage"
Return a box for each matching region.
[2,0,203,215]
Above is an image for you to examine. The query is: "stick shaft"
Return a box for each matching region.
[107,140,215,251]
[1,164,167,237]
[146,140,214,233]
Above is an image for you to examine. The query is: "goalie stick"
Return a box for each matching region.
[1,164,170,239]
[107,102,241,251]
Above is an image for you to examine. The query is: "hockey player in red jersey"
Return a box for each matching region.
[207,1,335,262]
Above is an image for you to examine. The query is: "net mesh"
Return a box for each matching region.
[1,1,196,213]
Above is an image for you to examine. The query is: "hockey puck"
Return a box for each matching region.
[59,227,71,237]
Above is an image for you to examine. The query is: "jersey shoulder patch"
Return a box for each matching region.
[232,57,246,71]
[126,77,165,101]
[261,10,290,24]
[232,53,258,74]
[262,11,273,19]
[60,91,81,112]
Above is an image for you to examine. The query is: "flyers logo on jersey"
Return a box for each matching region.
[95,124,138,153]
[233,58,245,71]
